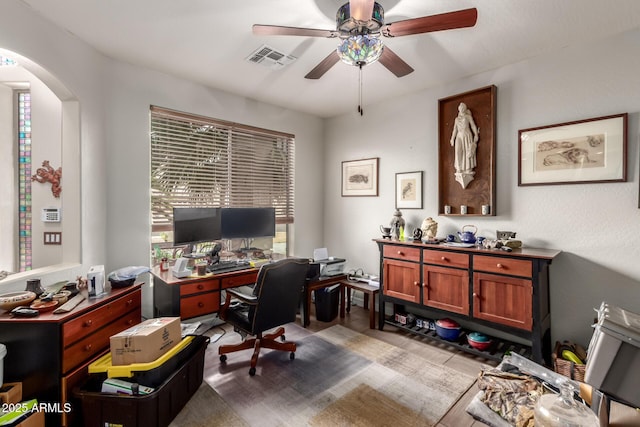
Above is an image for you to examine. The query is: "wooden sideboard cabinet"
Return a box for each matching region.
[0,283,142,426]
[375,239,560,364]
[152,266,258,319]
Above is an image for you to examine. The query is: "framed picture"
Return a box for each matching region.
[519,113,627,186]
[341,157,379,196]
[396,171,423,209]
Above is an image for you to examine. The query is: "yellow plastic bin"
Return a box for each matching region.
[74,335,209,427]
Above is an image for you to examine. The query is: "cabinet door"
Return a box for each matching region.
[423,265,469,315]
[383,259,420,303]
[473,272,533,330]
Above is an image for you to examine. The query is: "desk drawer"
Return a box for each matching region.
[474,255,532,278]
[383,245,420,262]
[63,290,141,348]
[423,249,469,269]
[181,292,220,319]
[62,308,141,374]
[180,278,219,296]
[221,271,258,289]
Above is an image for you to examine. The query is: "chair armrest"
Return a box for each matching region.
[227,287,258,304]
[219,287,257,321]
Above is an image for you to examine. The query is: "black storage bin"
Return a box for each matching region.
[73,335,209,427]
[314,284,340,322]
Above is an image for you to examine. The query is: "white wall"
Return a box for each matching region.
[324,28,640,347]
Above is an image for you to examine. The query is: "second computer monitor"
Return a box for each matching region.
[221,207,276,239]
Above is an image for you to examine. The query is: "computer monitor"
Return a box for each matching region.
[221,207,276,240]
[172,207,222,254]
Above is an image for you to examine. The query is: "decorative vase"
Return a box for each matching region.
[389,209,405,240]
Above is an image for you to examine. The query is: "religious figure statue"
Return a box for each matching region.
[450,102,479,189]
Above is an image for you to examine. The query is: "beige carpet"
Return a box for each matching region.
[172,324,475,426]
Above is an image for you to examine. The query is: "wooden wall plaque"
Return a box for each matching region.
[438,85,496,216]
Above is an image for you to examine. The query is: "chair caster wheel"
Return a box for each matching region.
[290,352,295,360]
[249,367,256,376]
[220,354,227,363]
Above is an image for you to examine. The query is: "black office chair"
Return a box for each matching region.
[218,258,310,376]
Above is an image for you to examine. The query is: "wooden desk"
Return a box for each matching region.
[339,279,380,329]
[0,284,142,426]
[302,274,348,327]
[151,266,258,319]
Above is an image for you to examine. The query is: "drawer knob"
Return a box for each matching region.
[126,299,133,306]
[413,281,419,286]
[473,292,478,297]
[397,251,404,255]
[84,344,92,351]
[197,284,204,290]
[497,263,503,268]
[127,319,134,325]
[441,256,448,261]
[84,320,93,327]
[423,283,428,289]
[198,302,204,308]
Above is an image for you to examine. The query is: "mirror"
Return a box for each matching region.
[0,48,80,284]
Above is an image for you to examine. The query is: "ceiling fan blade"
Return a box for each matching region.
[383,8,477,37]
[349,0,375,22]
[305,51,340,79]
[378,46,414,77]
[253,24,338,38]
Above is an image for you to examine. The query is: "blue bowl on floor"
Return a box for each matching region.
[435,318,461,341]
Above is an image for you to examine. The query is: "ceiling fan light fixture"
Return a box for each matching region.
[337,34,383,66]
[336,2,384,33]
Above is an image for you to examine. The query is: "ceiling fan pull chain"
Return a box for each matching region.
[358,64,364,116]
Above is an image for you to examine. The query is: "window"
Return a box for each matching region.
[18,91,32,271]
[150,106,295,258]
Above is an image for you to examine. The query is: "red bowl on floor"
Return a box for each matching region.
[467,332,493,351]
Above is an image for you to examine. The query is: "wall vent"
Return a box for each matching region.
[245,45,297,69]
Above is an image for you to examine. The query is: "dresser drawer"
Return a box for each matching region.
[473,255,532,278]
[63,290,141,348]
[221,271,258,289]
[423,249,469,269]
[181,291,220,319]
[62,308,141,373]
[180,278,219,296]
[383,245,420,262]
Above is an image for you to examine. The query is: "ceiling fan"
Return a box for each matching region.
[253,0,478,79]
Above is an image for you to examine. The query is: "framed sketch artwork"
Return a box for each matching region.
[396,171,423,209]
[518,113,627,186]
[341,157,379,196]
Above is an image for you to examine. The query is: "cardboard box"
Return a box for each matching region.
[110,317,181,366]
[15,410,44,427]
[0,382,22,404]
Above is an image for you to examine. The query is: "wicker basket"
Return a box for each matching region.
[552,341,586,382]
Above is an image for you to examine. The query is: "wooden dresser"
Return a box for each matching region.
[0,283,142,426]
[375,239,561,364]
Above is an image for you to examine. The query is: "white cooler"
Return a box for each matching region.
[584,302,640,407]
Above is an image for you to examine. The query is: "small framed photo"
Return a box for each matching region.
[396,171,423,209]
[342,157,379,196]
[519,113,627,186]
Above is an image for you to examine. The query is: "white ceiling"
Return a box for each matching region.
[19,0,640,118]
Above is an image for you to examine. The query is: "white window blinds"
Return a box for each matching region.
[150,106,295,231]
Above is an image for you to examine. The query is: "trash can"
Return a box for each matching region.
[314,284,340,322]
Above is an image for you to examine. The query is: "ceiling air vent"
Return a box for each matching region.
[245,45,297,69]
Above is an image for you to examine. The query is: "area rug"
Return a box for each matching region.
[179,324,476,427]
